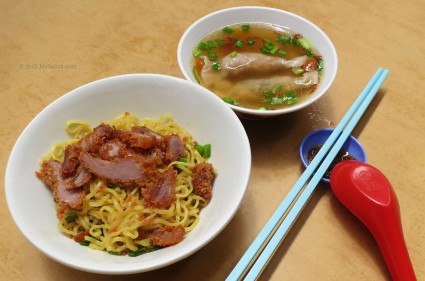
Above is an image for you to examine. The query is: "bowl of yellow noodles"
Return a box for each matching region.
[5,74,251,274]
[178,6,338,119]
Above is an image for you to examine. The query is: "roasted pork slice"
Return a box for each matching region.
[164,134,185,163]
[142,167,177,208]
[79,151,145,185]
[36,160,84,209]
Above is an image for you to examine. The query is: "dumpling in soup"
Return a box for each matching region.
[191,23,324,110]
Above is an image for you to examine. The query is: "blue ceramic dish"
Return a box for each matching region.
[300,128,367,183]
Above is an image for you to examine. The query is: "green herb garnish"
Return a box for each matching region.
[65,213,78,223]
[247,38,256,46]
[223,26,234,34]
[317,60,324,73]
[79,241,90,246]
[211,62,221,70]
[235,40,244,48]
[195,144,212,158]
[261,40,278,54]
[193,49,202,57]
[297,37,311,50]
[192,67,201,84]
[277,35,292,45]
[128,246,162,257]
[282,91,299,104]
[278,50,287,56]
[215,39,224,47]
[197,41,208,50]
[291,67,304,75]
[108,251,122,256]
[241,24,250,31]
[203,144,211,158]
[208,51,218,61]
[222,97,239,106]
[263,86,299,105]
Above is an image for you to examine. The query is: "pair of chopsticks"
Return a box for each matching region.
[227,68,390,281]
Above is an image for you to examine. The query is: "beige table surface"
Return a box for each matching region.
[1,1,424,280]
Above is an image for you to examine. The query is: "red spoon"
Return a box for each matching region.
[330,160,416,281]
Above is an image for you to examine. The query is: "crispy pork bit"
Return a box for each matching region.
[115,126,161,149]
[62,144,81,177]
[192,163,214,202]
[142,168,177,208]
[36,160,84,209]
[79,123,114,152]
[150,226,185,247]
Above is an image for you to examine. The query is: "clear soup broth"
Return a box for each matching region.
[191,23,324,110]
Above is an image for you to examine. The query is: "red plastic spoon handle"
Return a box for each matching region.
[330,161,416,281]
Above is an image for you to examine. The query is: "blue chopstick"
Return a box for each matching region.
[226,68,389,281]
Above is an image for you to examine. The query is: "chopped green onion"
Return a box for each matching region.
[297,38,311,50]
[271,84,283,93]
[278,50,287,56]
[79,241,90,246]
[198,41,208,50]
[282,91,299,104]
[223,26,234,34]
[215,39,224,47]
[317,60,324,72]
[291,37,301,46]
[222,97,239,106]
[261,47,271,54]
[241,24,250,30]
[108,251,122,255]
[208,51,218,61]
[263,40,275,49]
[292,67,304,75]
[305,49,313,57]
[270,45,278,54]
[235,40,244,48]
[261,40,278,55]
[193,49,202,57]
[207,40,215,49]
[179,157,187,163]
[258,107,269,110]
[65,213,78,223]
[128,246,161,257]
[195,144,212,158]
[247,38,256,46]
[195,144,204,155]
[230,51,238,57]
[211,62,221,70]
[203,144,211,158]
[192,67,200,84]
[262,90,274,103]
[271,97,283,104]
[277,35,292,45]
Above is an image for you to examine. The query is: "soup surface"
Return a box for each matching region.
[191,23,324,110]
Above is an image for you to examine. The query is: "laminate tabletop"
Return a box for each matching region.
[1,1,424,280]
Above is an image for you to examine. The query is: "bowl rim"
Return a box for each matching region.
[177,6,338,117]
[4,73,252,274]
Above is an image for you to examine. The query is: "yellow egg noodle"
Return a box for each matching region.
[41,113,210,255]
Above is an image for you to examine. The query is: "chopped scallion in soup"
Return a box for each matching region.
[191,23,324,110]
